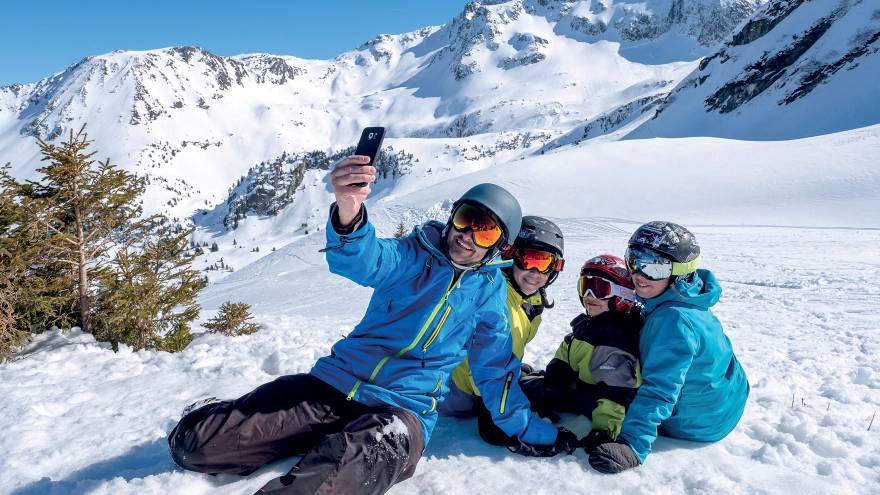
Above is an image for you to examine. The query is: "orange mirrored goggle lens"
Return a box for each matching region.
[513,248,562,274]
[451,203,503,248]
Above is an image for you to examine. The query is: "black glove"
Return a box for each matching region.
[553,427,580,455]
[588,440,641,474]
[580,429,614,453]
[520,362,535,375]
[508,427,579,457]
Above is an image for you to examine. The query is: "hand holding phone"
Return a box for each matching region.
[351,127,385,187]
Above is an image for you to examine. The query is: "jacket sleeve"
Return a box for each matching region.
[323,203,408,288]
[544,335,577,400]
[618,309,697,463]
[468,277,558,446]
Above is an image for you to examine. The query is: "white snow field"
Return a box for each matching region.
[2,126,879,494]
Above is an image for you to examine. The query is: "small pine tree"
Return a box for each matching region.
[210,242,219,252]
[203,301,259,336]
[93,223,205,352]
[26,126,145,335]
[394,221,409,238]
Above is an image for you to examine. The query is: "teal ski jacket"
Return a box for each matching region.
[619,269,748,463]
[311,208,557,446]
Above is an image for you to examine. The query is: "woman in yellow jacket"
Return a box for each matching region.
[439,215,565,446]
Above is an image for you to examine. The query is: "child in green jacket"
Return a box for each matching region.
[540,254,643,447]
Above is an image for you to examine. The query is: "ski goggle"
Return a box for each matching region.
[625,246,701,281]
[578,275,635,302]
[512,247,564,274]
[450,203,504,248]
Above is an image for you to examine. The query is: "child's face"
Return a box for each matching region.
[584,293,610,317]
[512,265,550,296]
[632,273,671,299]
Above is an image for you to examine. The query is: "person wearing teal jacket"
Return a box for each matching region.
[587,221,749,474]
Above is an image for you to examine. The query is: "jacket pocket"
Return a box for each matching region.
[499,372,513,414]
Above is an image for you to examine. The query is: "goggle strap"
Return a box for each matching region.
[671,255,701,276]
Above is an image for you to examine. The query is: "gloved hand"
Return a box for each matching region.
[508,427,579,457]
[580,429,614,453]
[520,362,535,375]
[588,440,641,474]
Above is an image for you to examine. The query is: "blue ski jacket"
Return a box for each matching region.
[311,208,557,446]
[619,269,748,463]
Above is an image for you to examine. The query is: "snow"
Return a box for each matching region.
[375,416,412,443]
[3,124,880,494]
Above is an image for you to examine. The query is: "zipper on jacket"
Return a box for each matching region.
[421,396,437,415]
[422,305,453,355]
[346,271,459,399]
[432,376,443,394]
[499,372,513,414]
[346,380,362,401]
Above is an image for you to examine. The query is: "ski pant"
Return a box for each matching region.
[167,374,424,495]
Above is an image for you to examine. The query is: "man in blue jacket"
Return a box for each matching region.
[168,155,575,494]
[585,221,749,474]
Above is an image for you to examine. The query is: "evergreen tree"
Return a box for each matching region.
[203,301,259,336]
[26,127,144,335]
[210,242,219,252]
[1,164,77,338]
[394,221,409,238]
[0,165,32,360]
[93,222,205,351]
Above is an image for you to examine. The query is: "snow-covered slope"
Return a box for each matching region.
[626,0,880,139]
[2,127,879,493]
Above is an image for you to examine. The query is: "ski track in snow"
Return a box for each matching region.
[2,222,879,495]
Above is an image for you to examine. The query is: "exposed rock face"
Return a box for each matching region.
[706,15,835,113]
[624,0,880,140]
[560,0,764,46]
[222,146,415,229]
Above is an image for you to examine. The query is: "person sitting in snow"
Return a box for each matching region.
[529,255,644,451]
[167,155,578,494]
[586,221,749,474]
[439,215,566,446]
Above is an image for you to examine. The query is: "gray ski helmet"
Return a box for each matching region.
[454,183,522,245]
[628,221,700,263]
[515,216,564,257]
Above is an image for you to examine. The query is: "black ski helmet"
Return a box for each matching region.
[510,215,564,288]
[628,221,701,276]
[452,183,522,247]
[515,216,564,257]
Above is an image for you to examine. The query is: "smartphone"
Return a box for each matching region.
[351,127,385,187]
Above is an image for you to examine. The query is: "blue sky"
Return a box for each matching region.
[0,1,467,86]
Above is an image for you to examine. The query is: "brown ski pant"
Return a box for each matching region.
[167,374,424,495]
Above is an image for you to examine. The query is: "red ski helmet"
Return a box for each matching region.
[578,254,638,313]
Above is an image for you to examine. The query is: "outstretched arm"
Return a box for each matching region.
[468,283,558,447]
[323,155,406,288]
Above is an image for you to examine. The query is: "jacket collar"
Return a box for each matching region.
[640,268,722,316]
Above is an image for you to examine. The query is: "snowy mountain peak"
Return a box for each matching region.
[626,0,880,139]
